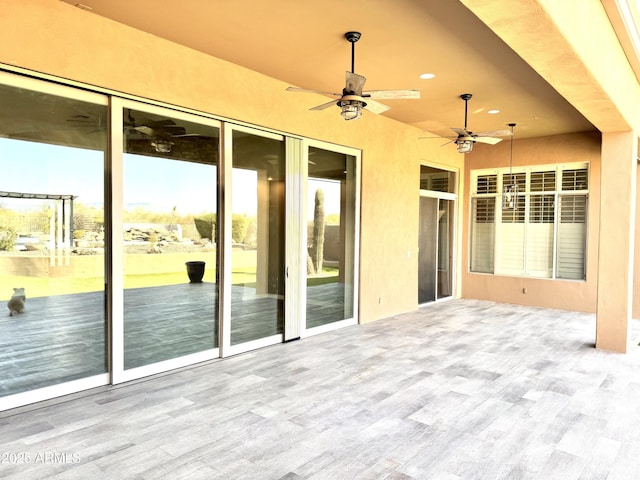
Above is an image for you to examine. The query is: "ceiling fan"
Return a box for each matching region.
[67,110,213,154]
[286,31,420,120]
[123,110,211,154]
[434,94,513,153]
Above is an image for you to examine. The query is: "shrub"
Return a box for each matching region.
[194,213,217,241]
[0,226,17,251]
[193,213,250,244]
[232,214,249,244]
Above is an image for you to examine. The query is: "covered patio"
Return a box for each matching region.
[1,299,639,479]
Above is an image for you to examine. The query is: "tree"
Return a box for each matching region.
[310,189,325,273]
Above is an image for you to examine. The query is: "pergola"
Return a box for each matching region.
[0,190,76,250]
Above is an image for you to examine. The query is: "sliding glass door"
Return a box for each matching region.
[113,100,220,380]
[0,73,109,407]
[221,126,285,355]
[0,71,361,409]
[304,143,359,333]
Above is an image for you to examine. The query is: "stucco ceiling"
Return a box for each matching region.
[60,0,597,140]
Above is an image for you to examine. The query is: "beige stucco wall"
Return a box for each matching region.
[461,131,601,312]
[0,0,461,324]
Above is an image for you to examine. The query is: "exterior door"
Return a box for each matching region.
[419,166,456,305]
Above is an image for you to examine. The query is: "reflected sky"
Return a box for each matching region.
[0,138,341,216]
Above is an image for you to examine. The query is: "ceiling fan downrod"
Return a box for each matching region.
[460,93,472,131]
[345,31,361,74]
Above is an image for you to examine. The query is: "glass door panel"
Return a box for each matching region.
[437,199,453,299]
[0,78,108,398]
[122,107,219,370]
[306,147,357,329]
[418,197,438,303]
[229,129,285,346]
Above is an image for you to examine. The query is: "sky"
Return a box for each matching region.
[0,138,341,218]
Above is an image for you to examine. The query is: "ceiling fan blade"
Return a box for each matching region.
[286,86,342,96]
[161,125,188,136]
[419,135,457,140]
[173,133,212,138]
[133,125,155,136]
[148,118,177,127]
[451,127,470,137]
[133,124,189,137]
[474,136,503,145]
[364,89,420,100]
[473,129,513,138]
[346,71,366,96]
[363,99,391,114]
[441,139,455,147]
[310,99,339,111]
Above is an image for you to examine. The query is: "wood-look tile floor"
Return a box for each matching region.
[1,299,640,479]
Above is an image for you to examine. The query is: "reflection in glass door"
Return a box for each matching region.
[305,146,358,331]
[120,104,220,371]
[226,128,285,351]
[0,74,108,405]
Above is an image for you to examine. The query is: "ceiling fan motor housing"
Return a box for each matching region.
[344,31,361,42]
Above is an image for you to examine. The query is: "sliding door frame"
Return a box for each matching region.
[220,123,287,357]
[418,180,458,305]
[0,71,111,411]
[111,98,221,384]
[300,139,361,338]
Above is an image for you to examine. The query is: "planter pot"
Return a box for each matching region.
[185,261,206,283]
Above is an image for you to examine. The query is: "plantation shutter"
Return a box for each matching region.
[526,194,554,277]
[470,197,495,273]
[557,195,587,279]
[497,194,525,275]
[470,164,588,280]
[557,168,588,279]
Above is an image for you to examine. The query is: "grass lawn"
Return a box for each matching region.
[0,267,339,300]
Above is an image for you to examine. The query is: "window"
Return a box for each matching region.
[420,166,455,193]
[470,163,588,280]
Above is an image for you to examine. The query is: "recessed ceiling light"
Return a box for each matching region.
[488,109,500,114]
[419,73,435,80]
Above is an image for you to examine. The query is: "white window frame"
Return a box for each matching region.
[469,162,589,280]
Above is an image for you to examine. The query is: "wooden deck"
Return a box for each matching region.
[0,281,348,397]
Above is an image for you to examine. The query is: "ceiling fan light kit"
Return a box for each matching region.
[456,139,474,154]
[338,97,365,120]
[150,138,174,153]
[286,31,420,120]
